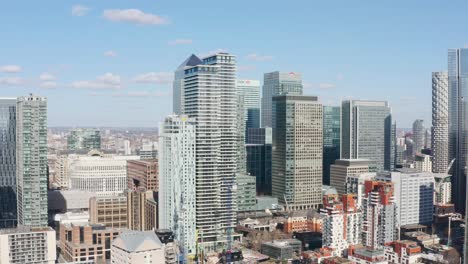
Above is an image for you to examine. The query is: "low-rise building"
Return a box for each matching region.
[59,223,121,264]
[111,230,165,264]
[261,239,302,260]
[384,240,422,264]
[348,247,386,264]
[284,210,324,233]
[0,226,56,264]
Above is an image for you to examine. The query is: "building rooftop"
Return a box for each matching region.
[262,239,301,248]
[354,248,385,258]
[0,226,53,235]
[112,230,163,252]
[333,159,370,166]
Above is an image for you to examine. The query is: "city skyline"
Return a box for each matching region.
[2,1,468,127]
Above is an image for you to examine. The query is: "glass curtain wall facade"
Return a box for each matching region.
[323,106,340,185]
[0,98,17,228]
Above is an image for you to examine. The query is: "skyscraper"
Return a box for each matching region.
[341,100,392,172]
[237,79,261,131]
[261,71,303,127]
[272,95,323,210]
[448,48,468,214]
[0,98,17,228]
[176,53,238,251]
[412,119,425,156]
[173,54,202,114]
[323,106,340,185]
[431,71,449,173]
[16,95,48,228]
[159,114,196,257]
[246,128,272,195]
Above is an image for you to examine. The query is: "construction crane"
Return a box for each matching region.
[446,158,455,174]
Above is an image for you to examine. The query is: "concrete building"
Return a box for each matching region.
[341,100,392,171]
[323,106,341,185]
[414,153,432,172]
[384,240,423,264]
[236,174,256,212]
[362,180,397,249]
[377,169,434,226]
[175,53,238,250]
[321,194,361,257]
[60,223,121,264]
[348,248,386,264]
[16,95,48,228]
[0,97,17,228]
[412,120,425,156]
[69,155,139,196]
[155,229,178,264]
[261,71,303,127]
[127,189,158,231]
[89,196,128,228]
[48,189,95,213]
[67,128,101,151]
[0,226,56,264]
[237,79,261,131]
[246,127,272,195]
[434,173,452,204]
[432,71,449,173]
[111,230,165,264]
[54,154,71,189]
[272,95,323,210]
[330,159,370,195]
[158,114,196,257]
[261,239,302,260]
[127,159,158,191]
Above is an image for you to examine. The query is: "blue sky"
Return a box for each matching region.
[0,0,466,127]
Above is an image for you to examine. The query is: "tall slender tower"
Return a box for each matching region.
[323,106,340,185]
[448,48,468,214]
[261,71,303,127]
[159,115,196,258]
[0,98,17,228]
[412,119,425,156]
[272,95,323,210]
[176,53,238,251]
[16,95,48,227]
[432,71,449,173]
[341,100,392,172]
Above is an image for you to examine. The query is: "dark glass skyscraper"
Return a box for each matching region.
[448,48,468,215]
[0,98,17,228]
[246,128,272,195]
[322,106,340,185]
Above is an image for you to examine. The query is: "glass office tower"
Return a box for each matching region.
[0,98,17,228]
[323,106,340,185]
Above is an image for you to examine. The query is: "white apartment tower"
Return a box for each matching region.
[377,169,434,226]
[431,71,449,173]
[321,194,361,257]
[16,95,48,228]
[159,115,196,258]
[174,53,238,250]
[362,180,397,249]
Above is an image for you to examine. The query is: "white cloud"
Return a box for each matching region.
[0,65,22,73]
[133,72,173,84]
[71,73,121,89]
[103,9,169,25]
[40,81,58,89]
[39,73,56,81]
[319,83,336,89]
[104,50,117,57]
[246,53,274,61]
[168,39,193,45]
[0,77,22,85]
[72,5,90,16]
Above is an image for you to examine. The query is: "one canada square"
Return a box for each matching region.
[173,53,238,251]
